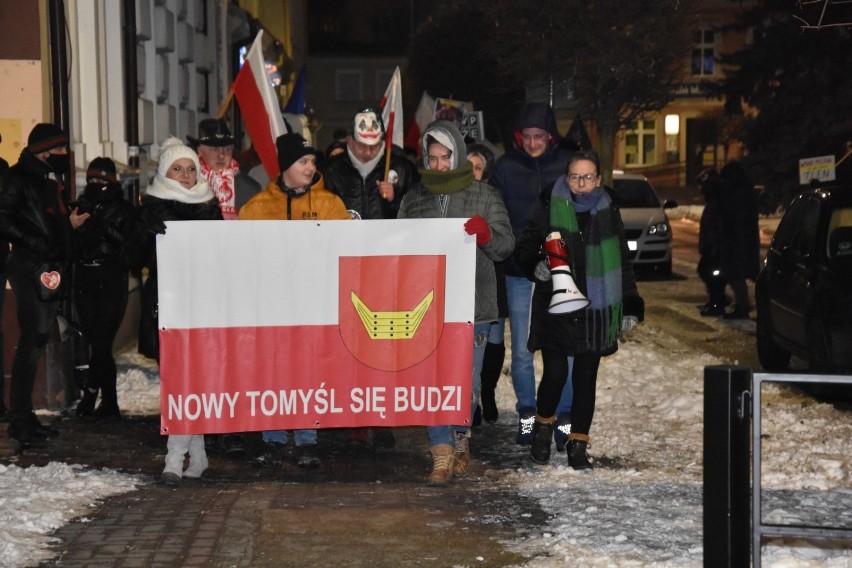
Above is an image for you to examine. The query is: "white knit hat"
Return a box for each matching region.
[157,136,202,177]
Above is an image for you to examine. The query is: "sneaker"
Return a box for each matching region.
[452,431,470,477]
[554,414,572,452]
[296,445,321,469]
[251,442,286,468]
[567,439,593,470]
[516,409,535,445]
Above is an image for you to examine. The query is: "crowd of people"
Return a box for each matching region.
[0,101,661,486]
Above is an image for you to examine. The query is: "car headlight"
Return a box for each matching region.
[647,222,670,237]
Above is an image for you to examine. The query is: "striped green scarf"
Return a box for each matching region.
[550,177,623,350]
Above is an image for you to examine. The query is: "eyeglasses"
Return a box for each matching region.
[567,173,598,184]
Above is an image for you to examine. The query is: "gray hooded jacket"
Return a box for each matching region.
[399,120,514,323]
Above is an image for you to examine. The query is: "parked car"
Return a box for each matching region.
[755,185,852,377]
[611,171,678,275]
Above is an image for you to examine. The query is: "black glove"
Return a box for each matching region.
[140,214,167,236]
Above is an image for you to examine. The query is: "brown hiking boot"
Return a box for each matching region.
[452,432,470,477]
[427,444,455,486]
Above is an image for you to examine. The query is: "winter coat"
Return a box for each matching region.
[514,184,643,357]
[490,103,572,277]
[322,149,418,219]
[716,161,761,281]
[0,149,74,263]
[75,182,137,268]
[238,173,350,221]
[128,193,223,361]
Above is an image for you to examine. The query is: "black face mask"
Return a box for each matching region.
[46,153,70,173]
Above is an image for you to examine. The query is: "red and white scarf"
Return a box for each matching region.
[200,157,240,220]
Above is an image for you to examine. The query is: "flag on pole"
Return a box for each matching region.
[232,30,287,181]
[404,91,436,155]
[156,219,476,435]
[379,67,403,150]
[283,65,306,115]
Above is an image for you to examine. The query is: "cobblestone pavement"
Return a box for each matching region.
[3,414,547,567]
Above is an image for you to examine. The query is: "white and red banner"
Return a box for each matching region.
[379,66,403,150]
[232,30,287,181]
[156,219,476,435]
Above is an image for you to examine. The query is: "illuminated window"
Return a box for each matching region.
[692,24,716,76]
[625,120,657,166]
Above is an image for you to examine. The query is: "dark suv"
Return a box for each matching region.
[755,185,852,375]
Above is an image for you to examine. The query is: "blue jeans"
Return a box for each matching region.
[427,321,489,447]
[503,275,573,416]
[262,429,317,446]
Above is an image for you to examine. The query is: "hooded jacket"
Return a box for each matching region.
[398,120,514,323]
[490,103,572,277]
[0,149,74,262]
[75,181,137,267]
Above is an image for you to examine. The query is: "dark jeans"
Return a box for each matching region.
[537,351,601,436]
[6,253,62,418]
[75,264,128,391]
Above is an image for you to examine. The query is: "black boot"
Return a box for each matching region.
[94,381,121,421]
[567,438,592,470]
[480,341,505,423]
[530,418,554,465]
[76,387,99,417]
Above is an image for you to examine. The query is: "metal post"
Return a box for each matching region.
[703,365,751,567]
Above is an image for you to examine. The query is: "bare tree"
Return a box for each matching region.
[479,0,696,183]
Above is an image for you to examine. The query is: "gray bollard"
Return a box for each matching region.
[703,365,751,567]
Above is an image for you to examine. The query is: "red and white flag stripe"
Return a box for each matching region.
[232,30,287,181]
[156,219,476,435]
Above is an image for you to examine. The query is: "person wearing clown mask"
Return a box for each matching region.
[398,120,514,486]
[322,107,418,221]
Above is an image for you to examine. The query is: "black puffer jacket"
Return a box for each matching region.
[75,182,137,267]
[322,149,418,219]
[0,149,73,262]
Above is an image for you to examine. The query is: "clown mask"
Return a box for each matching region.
[353,110,384,146]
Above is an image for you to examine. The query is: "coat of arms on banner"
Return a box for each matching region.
[339,255,445,371]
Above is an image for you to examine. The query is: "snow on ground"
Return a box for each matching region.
[1,291,850,567]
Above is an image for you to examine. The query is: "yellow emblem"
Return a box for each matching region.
[351,290,434,340]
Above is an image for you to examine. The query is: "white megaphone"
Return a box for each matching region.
[544,231,590,314]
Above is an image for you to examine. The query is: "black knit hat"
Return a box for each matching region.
[27,123,69,153]
[188,118,235,148]
[276,133,319,172]
[86,156,118,184]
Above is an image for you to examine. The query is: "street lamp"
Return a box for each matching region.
[665,113,681,185]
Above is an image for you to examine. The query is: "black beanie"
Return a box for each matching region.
[27,123,69,153]
[86,156,118,183]
[276,133,318,173]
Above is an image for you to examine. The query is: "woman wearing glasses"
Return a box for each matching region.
[514,150,644,469]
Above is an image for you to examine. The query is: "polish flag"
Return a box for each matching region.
[156,219,476,435]
[232,30,287,181]
[379,66,403,150]
[404,91,436,156]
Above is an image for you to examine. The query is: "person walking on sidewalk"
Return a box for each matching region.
[239,132,350,469]
[399,120,514,485]
[127,137,222,485]
[515,150,644,469]
[73,157,136,420]
[490,103,574,446]
[0,123,89,447]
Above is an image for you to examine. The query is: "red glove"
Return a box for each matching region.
[464,215,491,245]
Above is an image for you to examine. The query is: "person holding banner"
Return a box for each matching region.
[322,107,418,221]
[239,132,349,469]
[514,150,644,469]
[126,137,223,485]
[399,120,514,486]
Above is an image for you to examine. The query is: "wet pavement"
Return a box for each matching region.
[3,414,548,567]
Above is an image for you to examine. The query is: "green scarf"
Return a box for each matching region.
[418,163,474,195]
[550,177,623,350]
